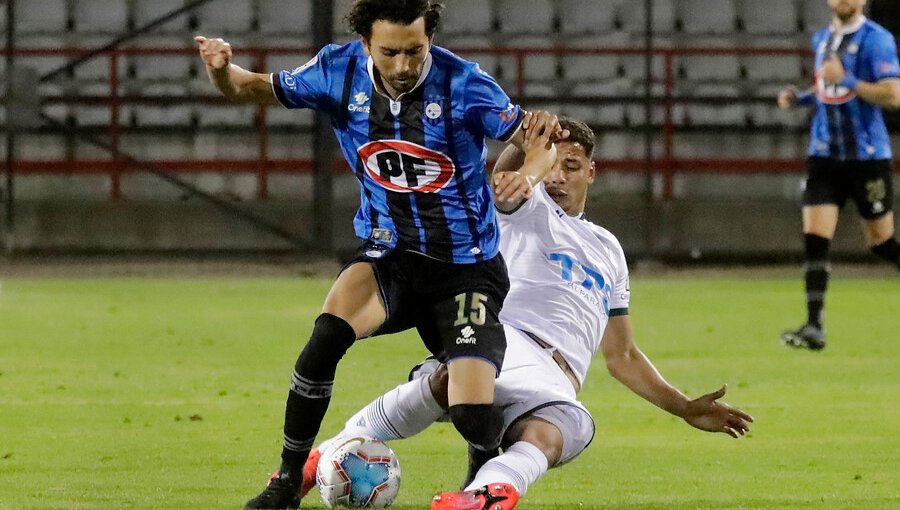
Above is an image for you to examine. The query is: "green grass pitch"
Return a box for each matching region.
[0,273,897,509]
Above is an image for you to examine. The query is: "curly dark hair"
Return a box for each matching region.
[346,0,443,40]
[558,117,596,159]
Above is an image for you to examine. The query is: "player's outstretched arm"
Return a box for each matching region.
[195,36,278,105]
[600,316,753,438]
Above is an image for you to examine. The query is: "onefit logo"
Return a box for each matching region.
[456,326,477,345]
[358,140,456,193]
[348,91,371,113]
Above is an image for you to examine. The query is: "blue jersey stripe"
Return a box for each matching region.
[442,69,484,263]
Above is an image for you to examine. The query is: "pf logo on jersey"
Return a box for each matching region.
[358,140,456,193]
[815,69,855,105]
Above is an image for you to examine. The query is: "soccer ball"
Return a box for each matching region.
[316,436,401,508]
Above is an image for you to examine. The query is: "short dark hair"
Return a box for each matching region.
[558,117,596,159]
[346,0,443,40]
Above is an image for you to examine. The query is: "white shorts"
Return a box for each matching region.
[493,326,595,464]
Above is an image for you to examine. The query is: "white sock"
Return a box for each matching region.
[324,375,445,446]
[465,441,549,497]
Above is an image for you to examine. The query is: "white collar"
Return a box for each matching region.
[366,51,433,101]
[831,15,866,36]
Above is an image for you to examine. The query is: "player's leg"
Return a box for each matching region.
[434,328,593,509]
[415,254,511,461]
[783,158,841,350]
[433,406,594,510]
[864,213,899,269]
[854,161,899,270]
[245,261,386,509]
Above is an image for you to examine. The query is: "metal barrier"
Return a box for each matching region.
[2,44,896,200]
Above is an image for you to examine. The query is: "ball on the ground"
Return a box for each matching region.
[316,436,401,508]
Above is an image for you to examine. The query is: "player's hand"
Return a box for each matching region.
[493,170,534,207]
[821,54,846,85]
[777,85,799,110]
[681,385,754,438]
[523,110,570,144]
[195,36,232,70]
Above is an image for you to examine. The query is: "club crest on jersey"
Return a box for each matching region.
[815,70,855,105]
[358,140,456,193]
[425,100,443,121]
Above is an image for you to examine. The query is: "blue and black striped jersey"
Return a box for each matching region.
[272,41,523,263]
[809,18,900,161]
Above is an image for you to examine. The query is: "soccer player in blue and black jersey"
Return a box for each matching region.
[196,1,564,507]
[777,0,900,350]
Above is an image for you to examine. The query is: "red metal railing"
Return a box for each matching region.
[2,45,894,200]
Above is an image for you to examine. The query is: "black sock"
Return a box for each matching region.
[804,234,831,328]
[870,237,900,268]
[280,313,356,475]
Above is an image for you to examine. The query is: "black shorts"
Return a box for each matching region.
[343,243,510,374]
[804,157,894,219]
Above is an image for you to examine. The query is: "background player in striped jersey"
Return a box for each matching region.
[777,0,900,350]
[302,118,753,509]
[196,1,566,508]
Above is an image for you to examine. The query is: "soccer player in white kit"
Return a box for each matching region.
[301,118,754,509]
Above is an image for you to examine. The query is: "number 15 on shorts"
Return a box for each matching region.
[454,292,488,326]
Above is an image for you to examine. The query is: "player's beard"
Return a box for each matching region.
[832,1,860,22]
[386,73,419,94]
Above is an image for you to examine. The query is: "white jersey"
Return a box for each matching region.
[498,183,630,386]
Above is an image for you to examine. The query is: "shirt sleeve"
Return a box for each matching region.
[271,46,333,110]
[463,66,523,142]
[495,181,549,220]
[608,245,630,315]
[867,31,900,81]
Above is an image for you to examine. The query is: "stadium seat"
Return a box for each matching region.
[71,36,130,83]
[497,0,556,36]
[558,0,620,35]
[800,0,831,32]
[258,0,313,35]
[448,37,501,77]
[16,36,71,80]
[683,84,746,127]
[197,104,258,127]
[195,0,256,34]
[742,39,805,82]
[73,0,129,34]
[740,0,798,35]
[133,0,189,33]
[678,0,737,35]
[266,105,315,128]
[440,0,494,36]
[568,79,630,125]
[497,36,559,86]
[561,32,628,83]
[130,36,196,82]
[72,82,119,127]
[620,0,676,34]
[14,0,68,34]
[679,38,740,81]
[133,83,193,127]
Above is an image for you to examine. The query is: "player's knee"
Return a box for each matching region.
[506,418,565,467]
[448,404,503,451]
[295,313,356,373]
[427,363,449,409]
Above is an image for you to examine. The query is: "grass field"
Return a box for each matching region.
[0,272,897,509]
